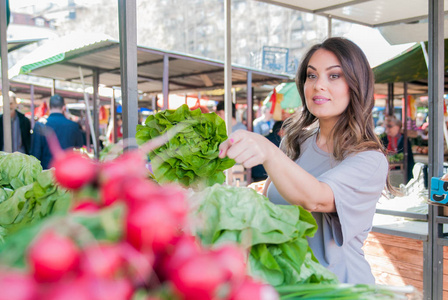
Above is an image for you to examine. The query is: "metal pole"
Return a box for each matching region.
[162,54,169,111]
[387,83,394,116]
[30,85,35,128]
[93,68,100,159]
[152,95,156,112]
[0,0,11,153]
[118,0,138,142]
[327,16,332,38]
[246,71,253,132]
[403,82,409,183]
[224,0,232,185]
[246,71,253,185]
[426,0,444,299]
[111,88,117,144]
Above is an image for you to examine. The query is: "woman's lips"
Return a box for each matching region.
[312,96,330,104]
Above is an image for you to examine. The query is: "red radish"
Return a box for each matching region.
[71,199,101,213]
[170,251,227,300]
[100,175,129,206]
[211,244,247,282]
[228,277,279,300]
[161,234,201,281]
[80,243,124,279]
[125,201,179,253]
[88,277,134,300]
[0,272,37,300]
[51,151,98,190]
[122,177,159,208]
[46,127,97,190]
[100,151,148,182]
[119,242,154,285]
[28,230,80,283]
[46,276,93,300]
[160,186,188,221]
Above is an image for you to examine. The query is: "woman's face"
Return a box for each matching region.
[304,49,350,125]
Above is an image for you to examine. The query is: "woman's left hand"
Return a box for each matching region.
[218,130,278,168]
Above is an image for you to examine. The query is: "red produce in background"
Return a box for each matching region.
[28,231,80,283]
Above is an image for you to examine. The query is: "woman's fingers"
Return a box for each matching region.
[219,130,267,167]
[218,130,245,158]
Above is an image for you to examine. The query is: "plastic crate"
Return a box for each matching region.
[430,177,448,205]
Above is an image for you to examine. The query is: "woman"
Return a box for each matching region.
[219,37,391,284]
[381,115,415,182]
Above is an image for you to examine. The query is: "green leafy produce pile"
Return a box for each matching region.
[387,153,404,163]
[0,152,70,240]
[0,204,124,269]
[136,104,235,188]
[190,184,339,287]
[276,283,414,299]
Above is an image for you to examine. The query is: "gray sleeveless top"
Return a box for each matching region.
[267,133,388,284]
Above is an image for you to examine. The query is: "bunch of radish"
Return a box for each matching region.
[0,134,278,300]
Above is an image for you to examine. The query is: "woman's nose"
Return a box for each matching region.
[313,77,326,90]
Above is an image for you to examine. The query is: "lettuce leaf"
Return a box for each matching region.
[0,151,42,189]
[0,153,70,241]
[136,104,234,187]
[190,184,339,287]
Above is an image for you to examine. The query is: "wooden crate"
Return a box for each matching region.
[364,232,448,298]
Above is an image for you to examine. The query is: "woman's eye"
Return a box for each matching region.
[307,73,316,79]
[329,74,341,79]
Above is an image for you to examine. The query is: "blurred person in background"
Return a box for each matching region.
[31,94,84,169]
[0,92,31,154]
[251,121,284,182]
[374,120,385,135]
[215,101,247,133]
[380,116,415,181]
[253,105,274,136]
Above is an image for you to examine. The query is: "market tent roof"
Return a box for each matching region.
[263,82,301,110]
[372,39,448,92]
[256,0,448,27]
[7,38,43,53]
[9,33,292,97]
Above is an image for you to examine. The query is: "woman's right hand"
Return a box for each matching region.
[218,130,279,169]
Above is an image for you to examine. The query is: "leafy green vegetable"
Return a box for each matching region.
[0,153,71,241]
[387,153,404,163]
[0,204,125,269]
[276,283,412,299]
[190,184,339,287]
[136,104,235,188]
[0,151,42,189]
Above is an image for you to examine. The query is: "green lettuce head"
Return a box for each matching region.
[136,104,235,188]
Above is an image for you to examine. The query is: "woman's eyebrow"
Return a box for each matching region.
[307,65,341,71]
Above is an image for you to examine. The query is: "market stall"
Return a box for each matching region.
[0,105,417,299]
[7,32,291,159]
[0,0,446,299]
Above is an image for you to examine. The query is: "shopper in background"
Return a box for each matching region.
[380,115,415,182]
[219,37,392,284]
[251,121,284,182]
[215,101,247,133]
[31,94,84,169]
[0,92,32,154]
[253,105,273,136]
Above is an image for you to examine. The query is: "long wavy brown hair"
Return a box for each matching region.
[281,37,393,191]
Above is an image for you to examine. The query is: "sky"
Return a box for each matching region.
[8,0,414,69]
[344,24,415,68]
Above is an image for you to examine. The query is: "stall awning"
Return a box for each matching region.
[256,0,448,28]
[263,82,301,110]
[372,39,448,88]
[9,33,292,96]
